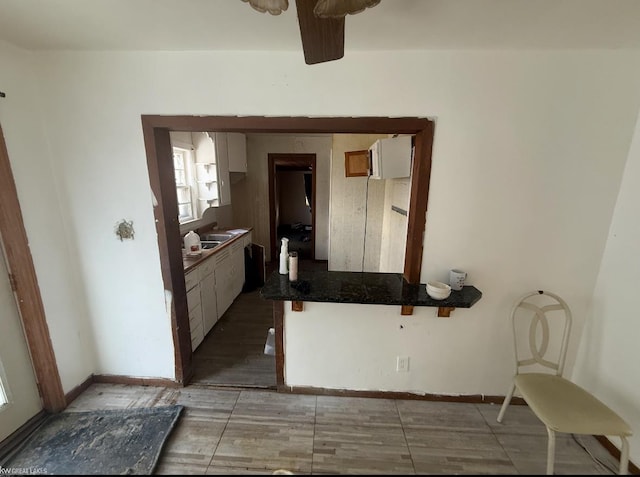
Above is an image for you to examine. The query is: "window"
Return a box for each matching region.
[173,147,196,223]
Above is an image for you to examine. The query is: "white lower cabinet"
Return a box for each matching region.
[185,269,204,350]
[199,257,218,336]
[231,240,244,297]
[214,248,234,319]
[185,230,252,351]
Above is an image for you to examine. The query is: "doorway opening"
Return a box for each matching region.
[269,153,317,266]
[141,116,435,387]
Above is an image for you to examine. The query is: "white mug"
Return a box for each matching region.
[449,269,467,291]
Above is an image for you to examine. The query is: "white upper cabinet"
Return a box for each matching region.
[369,135,413,180]
[227,132,247,173]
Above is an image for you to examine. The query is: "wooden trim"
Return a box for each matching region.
[401,305,414,315]
[65,375,94,406]
[594,436,640,474]
[0,410,47,460]
[404,121,435,284]
[0,123,66,412]
[438,306,456,318]
[283,385,527,405]
[142,115,434,383]
[268,155,277,264]
[141,118,192,384]
[92,374,180,388]
[292,301,304,312]
[141,115,431,134]
[273,300,285,387]
[311,157,316,262]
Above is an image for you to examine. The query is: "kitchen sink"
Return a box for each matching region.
[202,233,233,242]
[200,240,222,250]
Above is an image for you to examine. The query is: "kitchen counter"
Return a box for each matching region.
[260,270,482,316]
[182,227,252,273]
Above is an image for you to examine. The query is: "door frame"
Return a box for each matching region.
[141,115,435,385]
[0,123,66,412]
[268,153,317,263]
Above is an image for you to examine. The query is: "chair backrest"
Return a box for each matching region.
[509,290,572,377]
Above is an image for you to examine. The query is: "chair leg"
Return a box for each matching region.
[546,427,556,475]
[619,436,629,475]
[497,383,516,423]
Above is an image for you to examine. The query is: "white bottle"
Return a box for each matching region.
[288,251,298,281]
[279,237,289,275]
[183,230,201,253]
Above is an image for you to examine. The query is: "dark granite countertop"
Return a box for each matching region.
[260,271,482,309]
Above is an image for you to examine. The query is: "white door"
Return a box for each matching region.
[0,247,42,442]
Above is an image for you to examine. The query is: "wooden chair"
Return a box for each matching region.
[497,290,632,475]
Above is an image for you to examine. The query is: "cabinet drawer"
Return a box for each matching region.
[231,240,243,254]
[199,256,216,279]
[189,304,202,328]
[243,232,252,247]
[187,285,201,312]
[185,270,199,291]
[215,248,231,266]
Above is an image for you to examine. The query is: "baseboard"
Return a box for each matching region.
[93,374,181,388]
[65,374,181,406]
[278,385,527,405]
[594,435,639,474]
[65,374,94,406]
[0,410,47,463]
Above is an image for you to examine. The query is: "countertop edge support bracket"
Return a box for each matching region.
[292,301,304,312]
[401,305,414,316]
[438,306,456,318]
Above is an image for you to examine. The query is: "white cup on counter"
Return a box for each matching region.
[449,269,467,291]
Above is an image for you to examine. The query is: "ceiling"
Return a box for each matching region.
[1,0,640,52]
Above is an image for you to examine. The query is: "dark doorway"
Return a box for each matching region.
[268,154,316,264]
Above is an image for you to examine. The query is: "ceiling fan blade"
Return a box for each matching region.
[295,0,344,65]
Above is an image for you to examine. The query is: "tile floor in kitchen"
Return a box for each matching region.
[65,382,622,475]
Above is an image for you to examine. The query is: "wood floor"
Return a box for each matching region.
[64,382,621,475]
[191,259,327,388]
[191,289,276,388]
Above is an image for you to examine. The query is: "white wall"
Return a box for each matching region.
[573,110,640,461]
[329,134,388,271]
[0,41,96,392]
[379,177,410,273]
[2,48,640,456]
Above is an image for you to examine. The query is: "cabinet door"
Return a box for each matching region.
[214,132,231,206]
[231,240,245,297]
[227,132,247,173]
[214,249,233,319]
[243,231,252,248]
[200,271,217,335]
[186,282,204,350]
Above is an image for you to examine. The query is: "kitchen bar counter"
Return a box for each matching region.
[260,270,482,316]
[182,227,252,273]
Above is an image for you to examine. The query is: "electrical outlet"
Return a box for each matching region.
[396,356,409,372]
